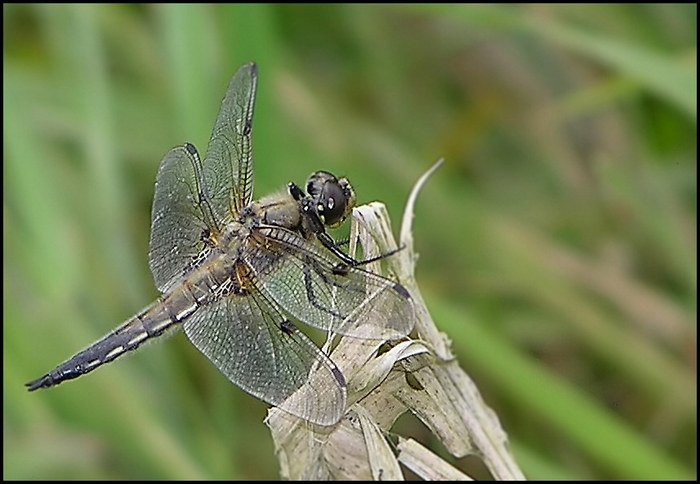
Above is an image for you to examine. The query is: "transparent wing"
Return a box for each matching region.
[183,274,347,426]
[150,62,256,292]
[245,226,415,340]
[202,61,258,222]
[149,144,213,292]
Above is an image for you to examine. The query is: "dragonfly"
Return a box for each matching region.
[26,62,415,426]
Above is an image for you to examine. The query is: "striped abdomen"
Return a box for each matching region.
[26,258,233,391]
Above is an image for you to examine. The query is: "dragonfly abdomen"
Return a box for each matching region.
[25,261,233,391]
[25,289,202,391]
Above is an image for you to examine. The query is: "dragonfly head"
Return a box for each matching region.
[306,171,356,228]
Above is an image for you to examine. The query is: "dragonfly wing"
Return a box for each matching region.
[202,62,258,221]
[149,144,214,292]
[245,226,415,340]
[183,273,347,426]
[150,62,257,293]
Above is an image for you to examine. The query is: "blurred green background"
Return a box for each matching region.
[3,4,696,480]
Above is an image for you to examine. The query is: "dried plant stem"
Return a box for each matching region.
[266,160,525,480]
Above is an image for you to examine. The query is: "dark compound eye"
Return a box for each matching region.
[306,171,334,198]
[319,181,347,226]
[306,171,356,227]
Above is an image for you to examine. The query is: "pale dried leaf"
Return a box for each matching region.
[356,407,404,480]
[397,437,473,480]
[348,340,431,404]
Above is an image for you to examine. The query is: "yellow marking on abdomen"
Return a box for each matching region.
[105,346,125,360]
[174,303,198,321]
[148,318,175,333]
[84,359,101,369]
[127,331,149,346]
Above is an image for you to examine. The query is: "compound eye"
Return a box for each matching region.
[319,182,347,227]
[306,171,355,227]
[306,171,335,197]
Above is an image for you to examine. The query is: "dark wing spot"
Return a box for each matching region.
[332,263,349,276]
[280,319,297,336]
[392,283,411,300]
[331,366,346,387]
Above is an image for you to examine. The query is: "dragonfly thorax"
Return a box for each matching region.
[252,192,303,230]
